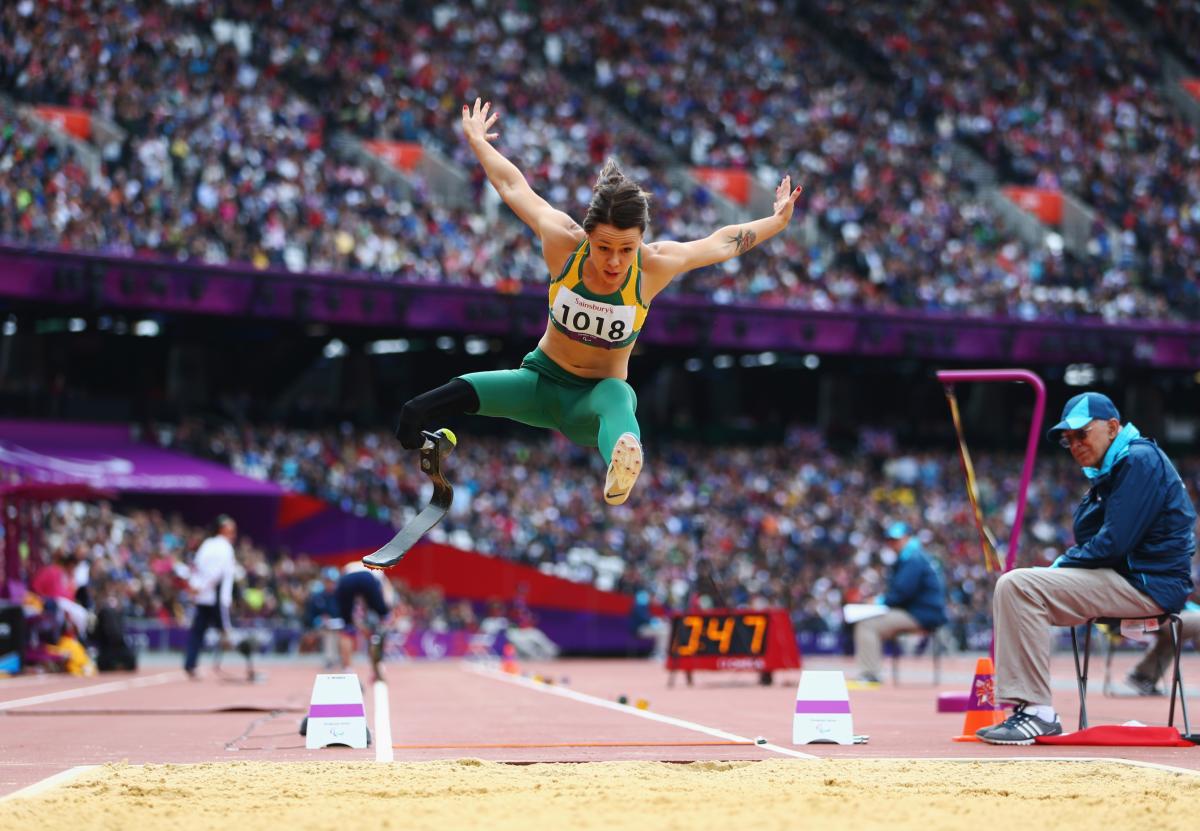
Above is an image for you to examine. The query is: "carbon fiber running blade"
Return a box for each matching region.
[363,430,454,570]
[362,500,449,569]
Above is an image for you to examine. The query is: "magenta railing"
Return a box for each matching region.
[935,369,1047,573]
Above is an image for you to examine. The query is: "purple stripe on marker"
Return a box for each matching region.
[795,700,851,714]
[309,704,365,718]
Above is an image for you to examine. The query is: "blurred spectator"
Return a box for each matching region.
[630,586,670,660]
[851,520,948,683]
[90,591,137,672]
[1125,608,1200,696]
[302,567,341,630]
[183,514,239,679]
[30,548,89,637]
[505,608,560,661]
[30,548,74,606]
[299,566,342,667]
[334,564,392,674]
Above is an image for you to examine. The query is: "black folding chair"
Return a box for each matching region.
[889,627,944,686]
[1071,613,1189,733]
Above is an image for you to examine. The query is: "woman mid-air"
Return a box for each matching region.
[396,98,803,506]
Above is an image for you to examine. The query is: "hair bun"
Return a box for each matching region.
[584,158,650,234]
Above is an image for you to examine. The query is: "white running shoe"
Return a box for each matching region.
[604,432,643,506]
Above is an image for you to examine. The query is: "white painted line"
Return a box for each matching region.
[465,665,817,760]
[902,756,1200,777]
[0,674,64,690]
[0,765,98,804]
[374,680,394,763]
[1080,757,1200,777]
[0,671,179,712]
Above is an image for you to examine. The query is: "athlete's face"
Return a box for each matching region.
[587,224,643,286]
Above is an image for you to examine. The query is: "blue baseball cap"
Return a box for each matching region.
[886,521,910,540]
[1046,392,1120,443]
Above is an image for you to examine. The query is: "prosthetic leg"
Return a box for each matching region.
[214,634,262,683]
[368,631,385,684]
[363,429,456,570]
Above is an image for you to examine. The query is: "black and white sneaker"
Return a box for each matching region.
[976,704,1063,745]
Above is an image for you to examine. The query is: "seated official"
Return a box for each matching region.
[979,392,1196,745]
[853,521,949,684]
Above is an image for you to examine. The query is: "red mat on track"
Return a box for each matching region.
[1036,725,1195,747]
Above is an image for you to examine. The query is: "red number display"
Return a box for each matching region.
[665,609,801,674]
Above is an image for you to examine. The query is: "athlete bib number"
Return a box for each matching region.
[553,285,636,347]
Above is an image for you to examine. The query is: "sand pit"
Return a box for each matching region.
[3,759,1199,831]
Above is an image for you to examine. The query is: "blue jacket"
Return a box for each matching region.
[884,538,949,630]
[1059,438,1196,613]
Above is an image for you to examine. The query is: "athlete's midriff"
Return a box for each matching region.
[537,324,634,380]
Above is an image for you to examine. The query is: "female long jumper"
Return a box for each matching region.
[397,98,803,506]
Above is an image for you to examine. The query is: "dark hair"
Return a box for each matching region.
[582,158,650,234]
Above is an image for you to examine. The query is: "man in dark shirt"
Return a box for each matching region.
[979,392,1196,744]
[854,521,948,684]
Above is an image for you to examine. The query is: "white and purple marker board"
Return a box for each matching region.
[792,670,854,745]
[306,673,369,749]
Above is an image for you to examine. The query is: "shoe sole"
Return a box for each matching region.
[977,735,1038,745]
[977,727,1063,745]
[846,680,882,690]
[604,434,643,506]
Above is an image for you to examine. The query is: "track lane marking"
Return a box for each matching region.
[374,680,394,762]
[464,664,817,760]
[0,765,99,803]
[0,671,179,711]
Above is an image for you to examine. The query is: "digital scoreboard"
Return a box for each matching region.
[665,608,801,676]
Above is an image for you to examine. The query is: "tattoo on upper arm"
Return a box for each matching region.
[729,228,757,254]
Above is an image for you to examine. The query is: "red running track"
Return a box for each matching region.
[2,651,1197,796]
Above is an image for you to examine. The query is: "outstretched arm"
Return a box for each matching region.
[647,177,802,285]
[461,99,580,247]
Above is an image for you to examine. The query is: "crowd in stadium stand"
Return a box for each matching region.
[0,0,720,287]
[808,0,1200,317]
[537,0,1166,319]
[10,496,480,672]
[159,420,1200,649]
[1126,0,1200,71]
[2,0,1197,321]
[9,416,1198,668]
[0,0,552,285]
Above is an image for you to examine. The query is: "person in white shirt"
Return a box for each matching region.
[183,515,238,678]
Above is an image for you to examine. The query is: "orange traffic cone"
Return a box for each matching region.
[952,657,1004,742]
[500,643,520,675]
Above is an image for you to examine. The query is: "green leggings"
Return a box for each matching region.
[459,349,639,463]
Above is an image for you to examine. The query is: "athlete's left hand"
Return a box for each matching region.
[773,175,803,223]
[462,98,500,146]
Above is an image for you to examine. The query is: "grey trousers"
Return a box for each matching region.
[994,567,1162,706]
[1131,610,1200,684]
[854,608,922,679]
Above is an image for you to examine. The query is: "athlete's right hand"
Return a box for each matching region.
[462,98,500,145]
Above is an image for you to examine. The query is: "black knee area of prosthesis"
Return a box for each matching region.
[396,379,479,449]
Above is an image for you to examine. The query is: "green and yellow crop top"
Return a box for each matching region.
[547,240,650,350]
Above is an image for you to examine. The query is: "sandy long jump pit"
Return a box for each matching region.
[3,758,1199,831]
